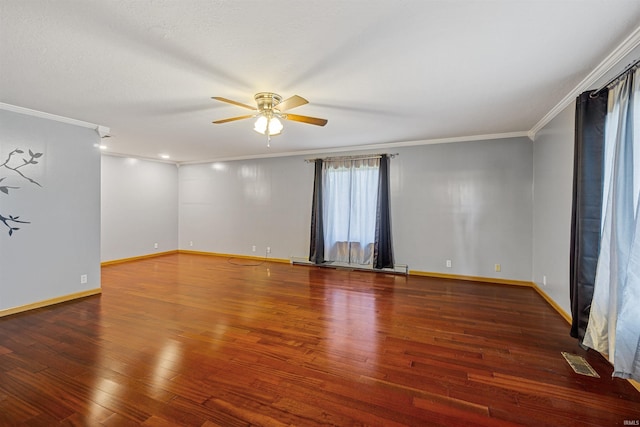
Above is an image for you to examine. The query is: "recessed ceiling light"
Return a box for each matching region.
[160,154,170,159]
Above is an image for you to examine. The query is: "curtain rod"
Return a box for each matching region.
[591,57,640,97]
[304,153,398,163]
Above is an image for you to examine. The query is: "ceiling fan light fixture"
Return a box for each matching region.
[253,115,268,134]
[268,117,283,135]
[253,115,283,136]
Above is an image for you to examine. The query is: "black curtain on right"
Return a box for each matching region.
[374,154,394,269]
[570,90,608,340]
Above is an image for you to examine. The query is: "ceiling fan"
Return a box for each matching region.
[212,92,328,145]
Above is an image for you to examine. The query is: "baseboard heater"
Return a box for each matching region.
[290,257,408,275]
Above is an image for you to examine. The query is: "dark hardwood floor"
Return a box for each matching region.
[0,253,639,426]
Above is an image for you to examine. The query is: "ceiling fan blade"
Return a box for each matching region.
[212,97,257,110]
[212,114,254,124]
[284,113,328,126]
[275,95,308,112]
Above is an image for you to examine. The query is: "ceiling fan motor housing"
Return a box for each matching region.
[255,92,282,114]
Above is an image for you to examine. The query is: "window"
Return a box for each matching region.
[322,158,379,264]
[309,155,394,269]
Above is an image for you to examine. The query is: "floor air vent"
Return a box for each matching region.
[561,352,600,378]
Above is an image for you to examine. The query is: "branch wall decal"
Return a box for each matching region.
[0,148,44,236]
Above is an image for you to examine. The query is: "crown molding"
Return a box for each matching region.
[0,102,109,136]
[528,25,640,140]
[177,131,530,165]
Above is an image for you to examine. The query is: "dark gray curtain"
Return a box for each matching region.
[309,159,325,264]
[570,90,608,340]
[374,155,394,269]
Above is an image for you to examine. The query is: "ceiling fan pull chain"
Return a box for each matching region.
[266,119,271,147]
[265,119,271,148]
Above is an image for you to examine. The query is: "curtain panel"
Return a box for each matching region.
[570,90,608,341]
[583,66,640,380]
[309,159,325,264]
[374,154,394,269]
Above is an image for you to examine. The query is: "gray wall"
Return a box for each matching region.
[178,136,534,282]
[532,102,576,315]
[393,138,532,280]
[101,155,178,262]
[0,109,101,310]
[178,156,313,260]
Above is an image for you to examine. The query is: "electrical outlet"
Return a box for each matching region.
[154,242,158,249]
[267,247,271,254]
[252,245,256,252]
[80,274,87,284]
[189,241,193,247]
[495,264,501,272]
[446,259,452,268]
[543,275,547,286]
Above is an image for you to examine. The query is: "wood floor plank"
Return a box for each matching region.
[0,253,639,425]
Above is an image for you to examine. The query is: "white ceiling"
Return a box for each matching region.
[2,1,640,163]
